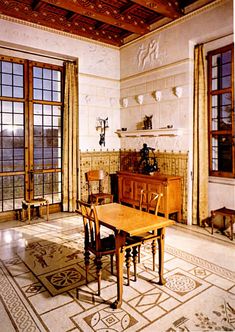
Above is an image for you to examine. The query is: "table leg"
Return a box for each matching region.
[28,205,31,222]
[230,216,234,241]
[157,227,166,285]
[111,231,126,309]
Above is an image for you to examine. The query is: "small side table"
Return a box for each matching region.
[22,198,49,222]
[211,207,235,241]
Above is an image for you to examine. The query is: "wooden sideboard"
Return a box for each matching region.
[117,171,182,221]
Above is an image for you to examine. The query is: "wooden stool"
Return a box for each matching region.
[22,198,49,222]
[211,207,235,241]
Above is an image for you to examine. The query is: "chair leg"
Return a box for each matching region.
[138,244,141,263]
[151,240,157,271]
[95,256,102,296]
[110,254,114,275]
[84,250,90,284]
[132,246,138,282]
[125,248,132,286]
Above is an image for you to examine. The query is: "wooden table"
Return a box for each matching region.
[95,203,174,309]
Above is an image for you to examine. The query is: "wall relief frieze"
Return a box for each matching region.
[136,37,167,70]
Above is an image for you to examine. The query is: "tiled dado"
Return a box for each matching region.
[79,150,120,202]
[80,150,188,221]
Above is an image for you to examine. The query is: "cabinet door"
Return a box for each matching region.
[133,181,147,206]
[147,182,166,212]
[122,177,134,202]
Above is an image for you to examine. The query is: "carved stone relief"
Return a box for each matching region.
[136,37,166,70]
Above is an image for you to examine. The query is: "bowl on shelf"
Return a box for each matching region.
[121,128,127,131]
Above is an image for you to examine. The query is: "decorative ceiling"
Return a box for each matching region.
[0,0,216,46]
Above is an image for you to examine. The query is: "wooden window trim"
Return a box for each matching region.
[207,43,234,178]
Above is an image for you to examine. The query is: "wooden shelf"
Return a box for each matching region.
[115,128,185,138]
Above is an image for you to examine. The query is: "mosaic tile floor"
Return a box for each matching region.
[0,213,234,332]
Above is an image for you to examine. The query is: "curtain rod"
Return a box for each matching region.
[0,45,75,62]
[202,32,233,45]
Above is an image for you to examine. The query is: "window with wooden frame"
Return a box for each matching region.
[207,43,234,178]
[0,55,63,213]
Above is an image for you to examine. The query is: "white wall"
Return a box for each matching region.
[0,18,121,151]
[119,0,234,222]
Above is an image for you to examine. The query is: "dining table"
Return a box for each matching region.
[95,203,174,309]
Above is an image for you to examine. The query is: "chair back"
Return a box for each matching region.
[85,169,108,194]
[139,189,163,215]
[77,200,101,251]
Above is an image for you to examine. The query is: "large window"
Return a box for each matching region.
[207,43,234,177]
[0,56,63,212]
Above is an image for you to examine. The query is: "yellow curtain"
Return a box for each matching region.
[192,44,208,225]
[62,61,78,212]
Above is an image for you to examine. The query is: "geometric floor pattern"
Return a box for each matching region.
[0,213,234,332]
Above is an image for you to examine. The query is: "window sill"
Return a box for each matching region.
[209,176,235,186]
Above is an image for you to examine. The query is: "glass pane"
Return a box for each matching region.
[44,116,52,126]
[212,54,221,67]
[43,90,52,101]
[3,200,13,211]
[34,89,42,100]
[14,114,24,125]
[222,50,231,64]
[43,79,51,90]
[3,137,13,148]
[53,106,61,116]
[33,67,42,78]
[2,73,12,85]
[13,63,23,75]
[34,78,42,89]
[44,105,52,115]
[14,102,24,113]
[43,68,52,79]
[222,63,231,76]
[210,93,232,131]
[34,115,42,125]
[34,104,42,114]
[34,184,43,196]
[34,174,43,184]
[15,148,24,160]
[34,137,43,147]
[212,135,232,172]
[222,76,231,89]
[3,187,13,200]
[53,92,61,102]
[53,70,61,81]
[3,161,13,172]
[2,113,12,124]
[2,85,12,97]
[13,75,23,87]
[3,149,13,160]
[2,101,12,112]
[14,160,24,171]
[34,148,43,159]
[2,62,12,73]
[53,81,61,91]
[14,137,24,148]
[44,159,53,169]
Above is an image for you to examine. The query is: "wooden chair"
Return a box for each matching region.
[76,200,115,296]
[125,189,163,285]
[85,170,113,205]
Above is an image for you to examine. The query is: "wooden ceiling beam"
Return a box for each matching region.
[41,0,150,35]
[131,0,183,19]
[32,0,46,11]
